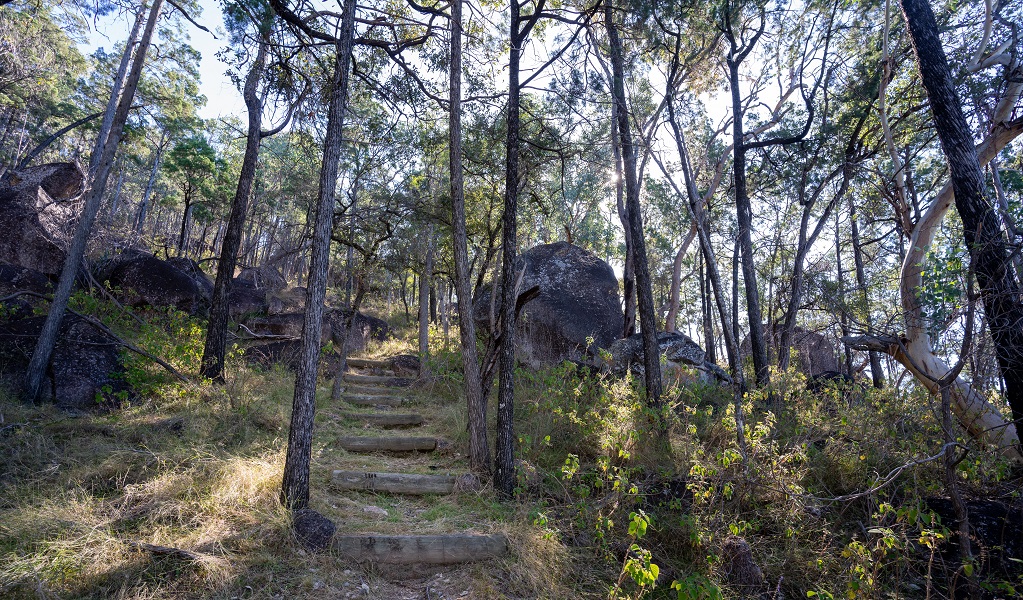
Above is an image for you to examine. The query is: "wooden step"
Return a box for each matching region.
[340,412,424,427]
[343,373,414,387]
[344,395,403,407]
[333,533,508,564]
[331,471,455,494]
[339,436,437,452]
[347,357,393,369]
[343,384,408,396]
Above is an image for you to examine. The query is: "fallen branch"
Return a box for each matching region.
[124,540,203,561]
[234,323,298,340]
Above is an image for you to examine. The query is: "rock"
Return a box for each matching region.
[228,278,269,319]
[293,508,336,552]
[389,354,420,376]
[741,324,840,376]
[363,505,389,518]
[925,497,1023,580]
[107,253,210,314]
[6,162,84,201]
[0,179,71,275]
[165,257,213,298]
[719,536,764,593]
[474,242,623,368]
[237,265,287,291]
[0,314,130,409]
[607,331,731,385]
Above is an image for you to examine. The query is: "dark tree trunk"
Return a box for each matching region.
[726,48,769,387]
[495,0,544,496]
[418,229,433,370]
[849,195,884,388]
[901,0,1023,429]
[23,0,164,402]
[664,100,739,374]
[201,40,267,381]
[611,94,636,338]
[605,0,661,407]
[280,0,355,509]
[449,0,490,475]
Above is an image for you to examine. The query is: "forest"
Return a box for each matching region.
[0,0,1022,597]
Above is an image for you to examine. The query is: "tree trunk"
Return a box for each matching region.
[605,0,661,408]
[849,194,884,388]
[23,0,165,402]
[495,0,544,496]
[449,0,490,475]
[664,225,696,332]
[280,0,355,509]
[663,100,739,374]
[201,40,267,381]
[727,52,769,387]
[418,227,433,372]
[900,0,1023,443]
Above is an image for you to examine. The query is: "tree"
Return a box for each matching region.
[899,0,1023,444]
[163,134,222,255]
[23,0,165,403]
[201,0,305,382]
[280,0,356,510]
[604,0,662,408]
[449,0,490,476]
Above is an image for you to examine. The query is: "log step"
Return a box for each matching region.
[344,395,404,407]
[343,373,414,387]
[339,436,437,452]
[347,357,394,369]
[333,534,508,564]
[340,412,424,427]
[331,470,455,494]
[343,384,407,396]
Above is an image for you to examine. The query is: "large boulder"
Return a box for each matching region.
[241,308,389,354]
[106,253,210,314]
[229,278,270,319]
[740,324,840,376]
[237,265,287,291]
[6,162,85,201]
[166,257,214,298]
[607,331,731,385]
[474,242,623,368]
[0,314,130,410]
[0,163,83,275]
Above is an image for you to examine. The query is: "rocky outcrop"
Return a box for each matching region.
[237,265,287,291]
[474,242,623,368]
[166,257,214,298]
[0,314,130,409]
[229,278,269,319]
[741,324,840,376]
[607,331,731,385]
[107,253,211,314]
[0,163,83,275]
[240,307,389,356]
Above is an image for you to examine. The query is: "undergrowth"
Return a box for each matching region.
[1,295,1022,598]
